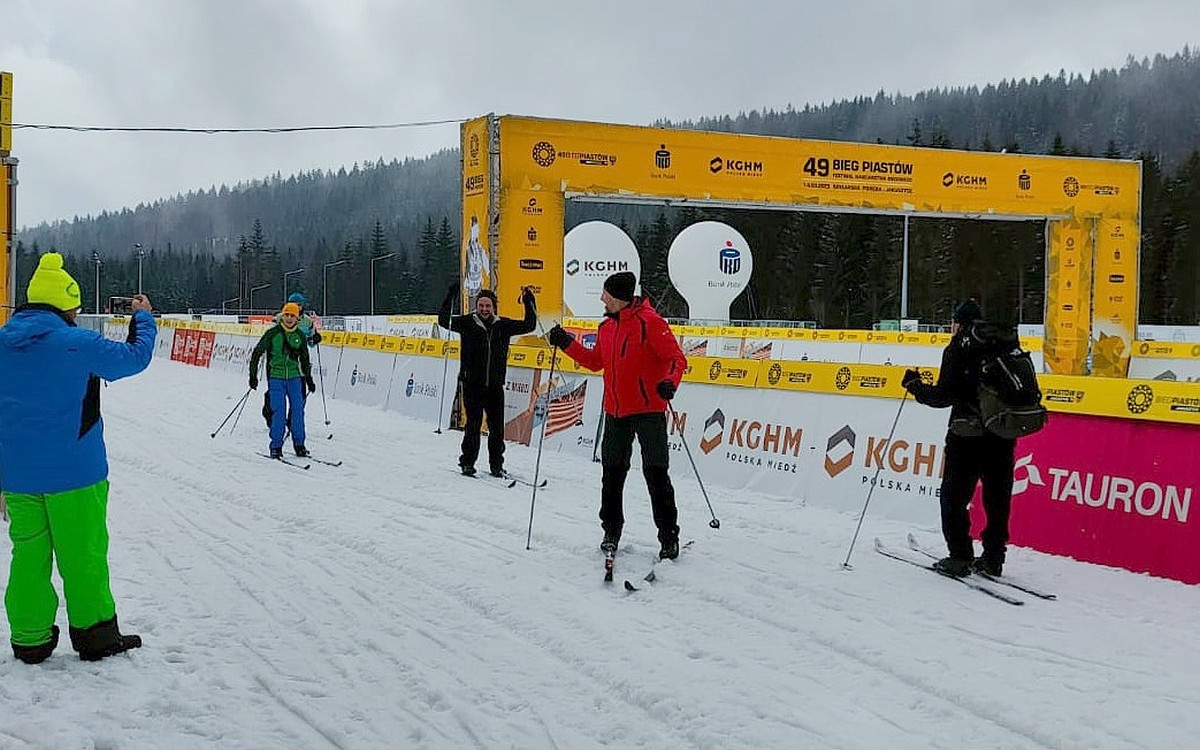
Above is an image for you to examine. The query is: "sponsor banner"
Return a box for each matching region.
[324,331,347,347]
[385,354,457,425]
[208,333,254,375]
[561,221,640,319]
[498,189,564,322]
[996,413,1200,583]
[682,356,761,388]
[462,116,493,306]
[1091,216,1140,377]
[667,221,753,322]
[333,348,394,409]
[500,367,538,443]
[497,116,1140,219]
[1045,219,1092,374]
[1128,341,1200,382]
[193,330,215,368]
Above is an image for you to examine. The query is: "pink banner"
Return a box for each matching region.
[973,413,1200,583]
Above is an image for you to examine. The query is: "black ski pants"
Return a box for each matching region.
[460,384,506,471]
[939,432,1016,563]
[599,412,679,545]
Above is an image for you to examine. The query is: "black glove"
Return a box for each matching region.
[445,281,461,300]
[546,324,574,350]
[249,374,259,390]
[305,375,317,394]
[310,330,322,345]
[656,379,676,400]
[520,287,536,307]
[901,368,922,392]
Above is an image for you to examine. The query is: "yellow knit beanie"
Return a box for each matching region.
[27,253,82,311]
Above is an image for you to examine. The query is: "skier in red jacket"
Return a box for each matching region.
[547,271,687,560]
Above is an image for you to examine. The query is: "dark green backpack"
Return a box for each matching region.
[973,331,1048,439]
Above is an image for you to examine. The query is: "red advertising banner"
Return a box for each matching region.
[194,331,216,368]
[977,413,1199,583]
[182,329,199,365]
[170,327,188,362]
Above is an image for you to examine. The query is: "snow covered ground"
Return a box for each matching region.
[2,358,1198,750]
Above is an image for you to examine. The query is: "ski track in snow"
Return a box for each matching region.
[0,359,1198,749]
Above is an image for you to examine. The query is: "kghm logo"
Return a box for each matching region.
[768,362,782,385]
[709,361,722,381]
[1018,169,1031,190]
[1127,384,1153,414]
[655,144,671,169]
[824,425,855,478]
[700,409,725,454]
[942,172,988,188]
[835,367,852,390]
[1063,176,1080,197]
[719,243,741,275]
[469,133,480,160]
[522,197,543,215]
[565,258,580,276]
[532,141,556,167]
[709,156,724,174]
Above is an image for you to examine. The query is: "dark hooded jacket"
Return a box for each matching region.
[439,295,537,391]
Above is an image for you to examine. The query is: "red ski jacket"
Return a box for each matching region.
[561,298,687,418]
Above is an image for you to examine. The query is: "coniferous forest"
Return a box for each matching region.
[13,50,1200,327]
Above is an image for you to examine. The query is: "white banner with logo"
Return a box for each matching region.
[333,348,395,409]
[667,221,753,322]
[562,221,640,318]
[387,354,457,424]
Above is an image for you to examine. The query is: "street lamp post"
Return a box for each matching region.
[283,267,306,306]
[134,243,144,293]
[249,282,270,313]
[323,259,347,316]
[221,296,239,314]
[370,253,396,315]
[91,251,102,313]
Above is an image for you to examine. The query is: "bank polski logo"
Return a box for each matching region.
[1011,453,1046,495]
[351,365,358,386]
[406,373,415,397]
[719,243,741,275]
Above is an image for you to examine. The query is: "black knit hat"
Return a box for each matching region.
[476,289,498,305]
[952,300,982,325]
[603,271,636,303]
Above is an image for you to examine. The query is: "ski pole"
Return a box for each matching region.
[435,292,458,434]
[211,388,252,438]
[525,344,559,550]
[841,389,909,570]
[668,402,721,529]
[316,341,332,429]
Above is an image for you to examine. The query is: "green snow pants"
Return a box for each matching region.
[4,480,116,648]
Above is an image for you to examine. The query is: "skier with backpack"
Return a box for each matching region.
[250,302,317,459]
[901,299,1047,578]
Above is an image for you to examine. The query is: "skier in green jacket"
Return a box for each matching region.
[250,302,316,459]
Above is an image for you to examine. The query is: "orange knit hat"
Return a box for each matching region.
[282,302,302,317]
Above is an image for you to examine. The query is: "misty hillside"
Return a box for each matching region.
[13,50,1200,325]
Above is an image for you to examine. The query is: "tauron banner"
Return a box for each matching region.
[562,221,640,317]
[667,221,753,322]
[1045,219,1092,375]
[1092,216,1140,377]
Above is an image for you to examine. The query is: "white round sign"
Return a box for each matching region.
[666,221,753,322]
[562,221,641,317]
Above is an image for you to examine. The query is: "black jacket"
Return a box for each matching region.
[439,295,537,391]
[908,322,1015,436]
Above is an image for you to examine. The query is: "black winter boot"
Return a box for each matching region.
[12,625,59,665]
[600,533,620,554]
[69,616,142,662]
[932,556,973,578]
[659,539,680,561]
[294,445,310,458]
[269,446,283,459]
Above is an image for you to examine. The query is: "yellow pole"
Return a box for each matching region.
[1,71,13,325]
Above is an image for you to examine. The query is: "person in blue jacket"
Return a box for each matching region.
[0,253,156,664]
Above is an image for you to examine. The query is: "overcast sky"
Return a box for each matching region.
[3,0,1198,228]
